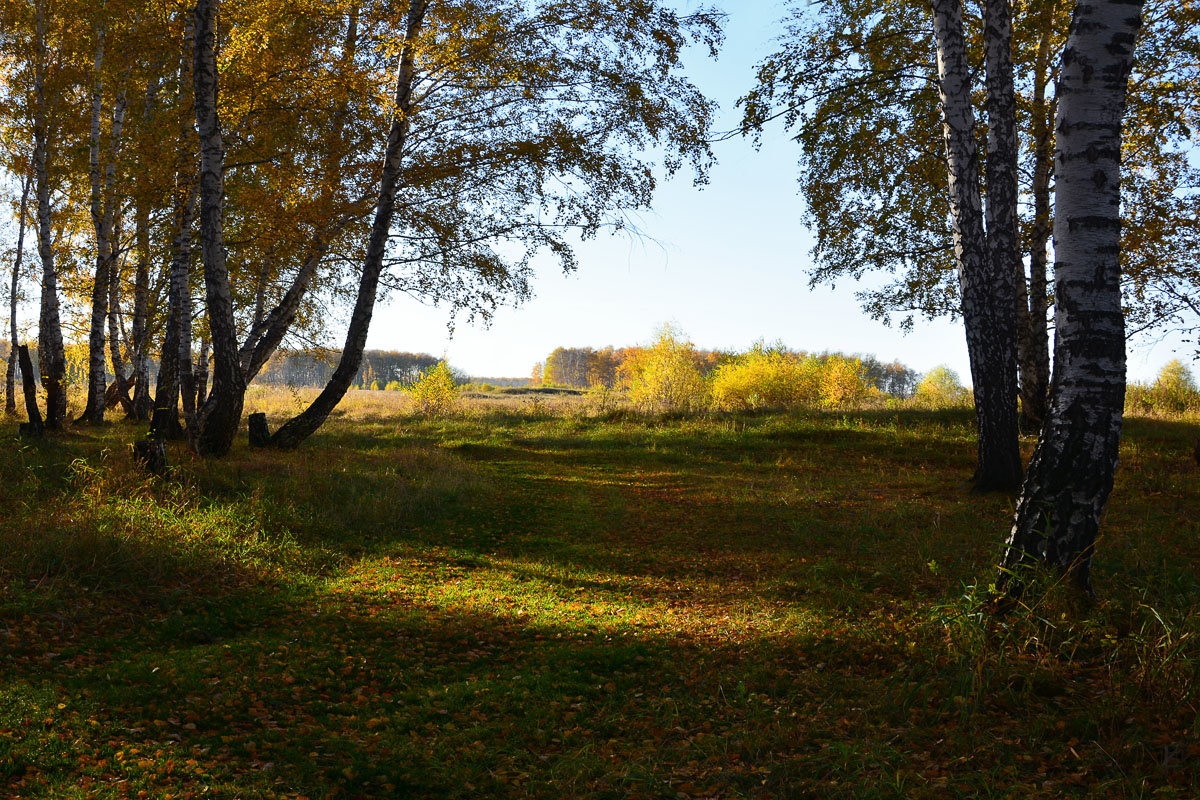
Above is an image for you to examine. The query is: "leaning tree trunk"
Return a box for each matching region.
[33,2,66,431]
[191,0,245,456]
[269,0,429,449]
[931,0,1023,491]
[1000,0,1143,596]
[5,168,31,416]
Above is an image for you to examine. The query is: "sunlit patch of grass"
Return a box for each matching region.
[0,401,1197,797]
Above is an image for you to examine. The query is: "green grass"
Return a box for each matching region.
[1,401,1198,798]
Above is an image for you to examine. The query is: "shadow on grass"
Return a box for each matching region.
[3,571,1163,799]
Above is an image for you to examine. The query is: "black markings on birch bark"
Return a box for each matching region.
[1001,0,1143,596]
[191,0,246,456]
[931,0,1022,491]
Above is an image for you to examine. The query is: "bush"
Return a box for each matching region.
[818,354,875,407]
[1127,359,1200,414]
[407,361,460,415]
[911,366,971,409]
[711,345,818,411]
[710,347,876,411]
[619,324,709,413]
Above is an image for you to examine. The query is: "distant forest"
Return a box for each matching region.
[0,343,525,390]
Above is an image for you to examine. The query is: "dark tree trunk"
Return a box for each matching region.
[1001,0,1143,597]
[18,345,43,437]
[191,0,246,456]
[1019,6,1057,427]
[194,335,209,409]
[130,201,153,419]
[238,217,358,383]
[150,188,196,440]
[6,169,31,416]
[931,0,1022,491]
[269,0,428,449]
[107,218,133,414]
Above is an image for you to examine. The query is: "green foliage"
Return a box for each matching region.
[618,324,710,413]
[911,366,972,409]
[406,360,460,416]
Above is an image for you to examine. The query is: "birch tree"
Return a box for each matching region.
[264,0,723,449]
[190,0,245,456]
[5,167,31,416]
[78,27,130,424]
[31,0,67,430]
[929,0,1022,490]
[1000,0,1143,596]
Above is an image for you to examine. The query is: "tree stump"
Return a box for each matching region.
[132,438,168,475]
[248,413,271,447]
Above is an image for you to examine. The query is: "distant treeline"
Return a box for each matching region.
[255,350,529,389]
[1,342,527,392]
[255,350,443,388]
[533,344,921,398]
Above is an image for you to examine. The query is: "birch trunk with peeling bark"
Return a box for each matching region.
[5,169,31,416]
[33,1,66,431]
[269,0,429,450]
[931,0,1022,491]
[191,0,245,456]
[1001,0,1143,596]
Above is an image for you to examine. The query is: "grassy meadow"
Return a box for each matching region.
[1,387,1198,798]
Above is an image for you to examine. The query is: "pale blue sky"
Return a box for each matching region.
[365,2,1188,382]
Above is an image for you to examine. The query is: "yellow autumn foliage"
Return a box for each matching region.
[406,361,460,416]
[619,324,709,413]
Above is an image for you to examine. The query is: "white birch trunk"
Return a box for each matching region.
[33,0,66,430]
[931,0,1022,490]
[191,0,246,456]
[1002,0,1143,596]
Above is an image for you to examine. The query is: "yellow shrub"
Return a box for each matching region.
[407,361,460,416]
[911,366,971,409]
[711,347,819,411]
[1127,360,1200,414]
[619,324,709,413]
[818,354,873,407]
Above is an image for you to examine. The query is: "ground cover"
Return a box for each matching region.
[1,391,1197,798]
